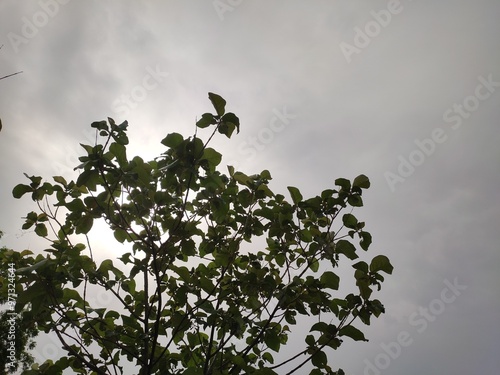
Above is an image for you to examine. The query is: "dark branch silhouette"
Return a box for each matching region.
[0,45,23,81]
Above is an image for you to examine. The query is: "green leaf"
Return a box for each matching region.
[76,215,93,234]
[161,132,184,148]
[221,112,240,134]
[335,240,358,260]
[16,282,48,313]
[121,279,136,294]
[369,255,394,274]
[287,186,303,205]
[208,92,226,116]
[352,261,369,274]
[233,171,252,186]
[98,259,114,277]
[53,176,68,187]
[12,184,32,199]
[201,147,222,171]
[310,322,329,333]
[285,310,297,324]
[311,350,328,367]
[109,142,127,166]
[76,170,100,190]
[114,228,128,243]
[264,331,281,352]
[91,120,108,131]
[118,120,128,130]
[121,313,142,330]
[173,266,190,282]
[348,194,363,207]
[342,213,358,228]
[262,352,274,364]
[35,223,48,237]
[17,258,51,274]
[353,174,370,189]
[260,169,272,180]
[299,229,312,243]
[320,271,340,290]
[305,334,316,346]
[66,198,85,212]
[368,299,386,317]
[196,113,216,128]
[63,289,83,302]
[359,231,372,250]
[339,325,368,341]
[356,278,372,300]
[199,277,215,294]
[310,259,319,272]
[218,120,238,138]
[335,178,351,191]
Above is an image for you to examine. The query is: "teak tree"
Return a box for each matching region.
[0,232,38,374]
[1,93,393,374]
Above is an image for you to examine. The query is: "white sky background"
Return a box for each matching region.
[1,0,500,374]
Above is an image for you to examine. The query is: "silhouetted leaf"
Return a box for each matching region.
[287,186,303,204]
[353,174,370,189]
[370,255,394,274]
[208,92,226,116]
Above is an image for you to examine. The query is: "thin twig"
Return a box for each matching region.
[0,71,23,80]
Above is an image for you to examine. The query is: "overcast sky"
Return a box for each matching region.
[1,1,499,374]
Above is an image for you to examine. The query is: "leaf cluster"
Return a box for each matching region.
[3,93,393,375]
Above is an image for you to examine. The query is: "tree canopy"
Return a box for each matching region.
[1,93,393,374]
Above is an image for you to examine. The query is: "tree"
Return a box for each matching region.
[1,93,393,374]
[0,232,38,373]
[0,45,31,373]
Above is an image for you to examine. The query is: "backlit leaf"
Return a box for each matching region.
[12,184,32,199]
[320,271,340,290]
[353,174,370,189]
[370,255,394,274]
[335,240,358,260]
[208,92,226,116]
[339,325,367,341]
[161,132,184,148]
[287,186,303,205]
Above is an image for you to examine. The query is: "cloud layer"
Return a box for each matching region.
[1,1,499,373]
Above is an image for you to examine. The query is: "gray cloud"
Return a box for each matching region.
[1,1,499,374]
